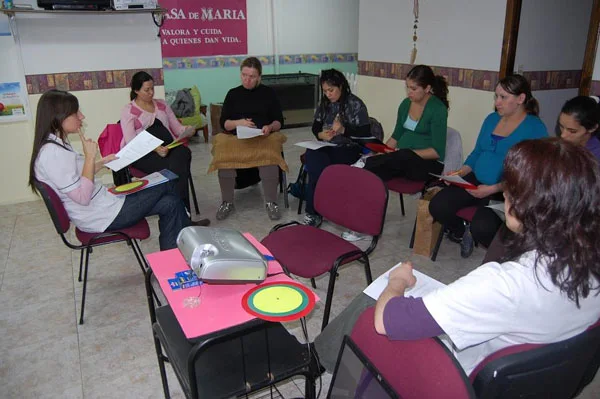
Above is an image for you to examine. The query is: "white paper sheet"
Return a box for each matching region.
[430,173,477,189]
[363,263,446,300]
[105,130,163,172]
[294,140,338,150]
[236,126,264,139]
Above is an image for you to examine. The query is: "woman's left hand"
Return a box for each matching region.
[466,184,496,198]
[332,118,344,135]
[262,124,273,136]
[155,146,169,158]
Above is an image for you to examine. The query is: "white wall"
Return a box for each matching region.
[358,0,506,70]
[514,0,592,72]
[594,41,600,81]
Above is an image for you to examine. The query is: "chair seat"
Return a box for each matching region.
[386,177,425,194]
[456,206,478,222]
[75,219,150,245]
[261,225,363,278]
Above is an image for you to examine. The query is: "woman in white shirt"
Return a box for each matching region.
[29,89,198,250]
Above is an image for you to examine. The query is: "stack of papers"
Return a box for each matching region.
[105,130,163,172]
[236,126,264,139]
[294,141,337,150]
[110,169,178,196]
[363,262,446,300]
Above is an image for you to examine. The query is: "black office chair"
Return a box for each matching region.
[471,320,600,398]
[144,270,318,399]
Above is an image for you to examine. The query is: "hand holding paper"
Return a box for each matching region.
[236,125,264,139]
[430,173,477,190]
[104,130,163,172]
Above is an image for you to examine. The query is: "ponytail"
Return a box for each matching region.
[432,75,450,109]
[524,96,539,116]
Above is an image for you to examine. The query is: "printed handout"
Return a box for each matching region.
[105,130,163,172]
[363,262,446,300]
[294,141,338,150]
[236,125,264,139]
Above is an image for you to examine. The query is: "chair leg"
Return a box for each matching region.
[188,175,200,215]
[321,268,339,331]
[79,246,92,325]
[409,217,417,248]
[304,373,316,399]
[430,226,445,262]
[399,194,406,216]
[77,248,84,282]
[310,278,316,289]
[363,255,373,285]
[297,168,307,215]
[202,125,209,143]
[281,170,289,209]
[153,331,171,398]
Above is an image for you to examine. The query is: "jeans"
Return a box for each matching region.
[107,181,190,250]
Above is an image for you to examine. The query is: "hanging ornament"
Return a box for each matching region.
[410,0,419,64]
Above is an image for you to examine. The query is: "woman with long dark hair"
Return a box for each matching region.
[362,64,449,181]
[30,89,201,250]
[375,137,600,375]
[558,95,600,159]
[429,74,547,257]
[301,69,372,228]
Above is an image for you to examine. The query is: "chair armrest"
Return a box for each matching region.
[269,221,301,233]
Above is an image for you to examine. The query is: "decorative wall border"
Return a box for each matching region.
[163,53,358,70]
[358,60,499,91]
[25,68,164,95]
[591,80,600,95]
[358,61,584,92]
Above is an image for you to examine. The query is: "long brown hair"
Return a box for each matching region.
[501,137,600,305]
[28,89,79,192]
[498,74,539,116]
[406,65,449,109]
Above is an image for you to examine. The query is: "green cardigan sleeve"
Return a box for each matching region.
[391,98,411,141]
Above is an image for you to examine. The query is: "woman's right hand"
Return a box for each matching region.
[318,130,336,141]
[155,146,169,158]
[80,133,98,160]
[237,118,256,128]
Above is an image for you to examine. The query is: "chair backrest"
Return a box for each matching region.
[349,307,476,399]
[442,127,463,174]
[314,164,388,237]
[471,319,600,399]
[98,123,124,158]
[33,180,71,235]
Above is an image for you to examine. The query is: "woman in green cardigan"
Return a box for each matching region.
[364,65,449,181]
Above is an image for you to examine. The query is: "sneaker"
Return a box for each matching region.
[446,230,463,244]
[351,157,366,168]
[191,218,211,227]
[303,213,323,228]
[216,201,235,220]
[341,230,367,242]
[265,202,281,220]
[460,225,474,258]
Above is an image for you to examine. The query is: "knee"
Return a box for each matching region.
[470,209,501,247]
[428,192,446,219]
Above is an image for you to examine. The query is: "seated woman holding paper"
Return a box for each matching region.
[120,71,198,214]
[302,69,371,228]
[375,137,600,376]
[30,90,203,250]
[429,74,547,258]
[361,65,449,181]
[208,57,286,221]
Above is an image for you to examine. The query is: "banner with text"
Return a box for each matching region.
[160,0,247,58]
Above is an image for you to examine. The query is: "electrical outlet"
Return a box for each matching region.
[517,64,524,75]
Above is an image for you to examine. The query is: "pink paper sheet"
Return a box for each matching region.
[146,233,315,339]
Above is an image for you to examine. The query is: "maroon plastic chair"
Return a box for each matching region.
[262,164,388,331]
[469,319,600,398]
[349,307,476,398]
[385,177,426,216]
[34,180,150,324]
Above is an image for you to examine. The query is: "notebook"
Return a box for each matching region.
[327,336,399,399]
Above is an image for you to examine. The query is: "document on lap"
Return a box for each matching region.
[294,140,338,150]
[429,173,477,190]
[105,130,164,172]
[363,262,446,300]
[236,125,264,139]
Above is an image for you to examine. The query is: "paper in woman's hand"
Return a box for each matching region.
[236,125,263,139]
[429,173,477,190]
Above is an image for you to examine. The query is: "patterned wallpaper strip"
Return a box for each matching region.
[25,69,164,95]
[162,53,358,70]
[358,61,583,92]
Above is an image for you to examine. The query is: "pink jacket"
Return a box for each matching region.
[119,99,186,148]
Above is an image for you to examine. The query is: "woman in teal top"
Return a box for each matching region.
[429,75,548,258]
[364,65,449,181]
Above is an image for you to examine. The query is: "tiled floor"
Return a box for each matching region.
[1,127,598,398]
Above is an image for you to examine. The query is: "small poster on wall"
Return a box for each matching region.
[0,82,28,123]
[159,0,247,57]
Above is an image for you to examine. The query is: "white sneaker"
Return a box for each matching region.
[341,230,368,241]
[351,157,366,168]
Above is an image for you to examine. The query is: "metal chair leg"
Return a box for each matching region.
[321,268,339,331]
[430,226,445,262]
[281,170,289,209]
[409,217,417,248]
[188,175,200,215]
[153,330,171,398]
[310,278,316,289]
[363,256,373,285]
[297,168,307,215]
[79,246,92,325]
[77,248,84,282]
[399,194,406,216]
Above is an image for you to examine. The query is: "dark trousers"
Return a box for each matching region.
[304,146,362,214]
[428,172,502,246]
[132,146,192,212]
[107,181,190,251]
[363,148,443,181]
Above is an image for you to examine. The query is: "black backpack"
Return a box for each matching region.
[171,88,195,118]
[369,117,384,141]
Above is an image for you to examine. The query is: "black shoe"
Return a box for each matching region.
[460,227,474,258]
[446,230,463,243]
[191,218,211,227]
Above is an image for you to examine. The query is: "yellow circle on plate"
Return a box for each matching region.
[252,286,303,313]
[115,181,143,192]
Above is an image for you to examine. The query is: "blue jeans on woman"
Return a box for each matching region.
[107,181,190,250]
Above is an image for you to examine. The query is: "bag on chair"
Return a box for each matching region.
[413,188,443,257]
[172,88,195,118]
